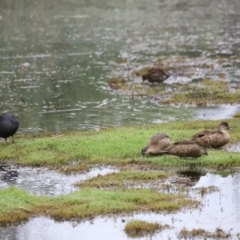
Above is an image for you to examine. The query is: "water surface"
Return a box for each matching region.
[1,0,240,134]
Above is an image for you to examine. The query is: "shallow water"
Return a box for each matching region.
[1,172,239,240]
[1,0,240,134]
[0,165,118,196]
[225,143,240,153]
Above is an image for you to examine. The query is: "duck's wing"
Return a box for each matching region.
[191,130,217,140]
[172,140,195,146]
[148,68,169,80]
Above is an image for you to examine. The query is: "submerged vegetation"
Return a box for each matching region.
[124,220,169,238]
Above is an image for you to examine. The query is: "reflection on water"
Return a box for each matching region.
[1,0,240,134]
[0,173,239,240]
[173,169,206,186]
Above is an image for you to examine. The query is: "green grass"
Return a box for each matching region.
[124,220,169,238]
[0,118,239,171]
[78,170,173,188]
[0,187,196,226]
[0,118,239,226]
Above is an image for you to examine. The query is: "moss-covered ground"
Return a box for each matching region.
[0,118,239,226]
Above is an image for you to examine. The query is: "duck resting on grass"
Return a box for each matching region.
[158,140,208,158]
[0,113,20,143]
[191,122,232,148]
[142,68,170,84]
[141,133,170,156]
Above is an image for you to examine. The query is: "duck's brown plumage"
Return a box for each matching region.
[159,140,208,158]
[141,133,170,156]
[191,122,232,148]
[142,68,170,83]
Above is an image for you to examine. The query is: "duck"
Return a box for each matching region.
[0,113,20,143]
[158,140,208,158]
[142,68,170,84]
[191,122,232,148]
[141,133,170,156]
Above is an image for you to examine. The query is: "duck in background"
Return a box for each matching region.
[142,68,170,84]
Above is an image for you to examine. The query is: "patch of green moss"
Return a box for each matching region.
[124,220,169,238]
[0,187,196,227]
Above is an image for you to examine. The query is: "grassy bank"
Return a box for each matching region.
[0,118,239,171]
[0,118,239,226]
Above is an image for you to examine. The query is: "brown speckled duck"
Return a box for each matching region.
[191,122,232,148]
[158,140,208,158]
[142,68,170,83]
[141,133,170,156]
